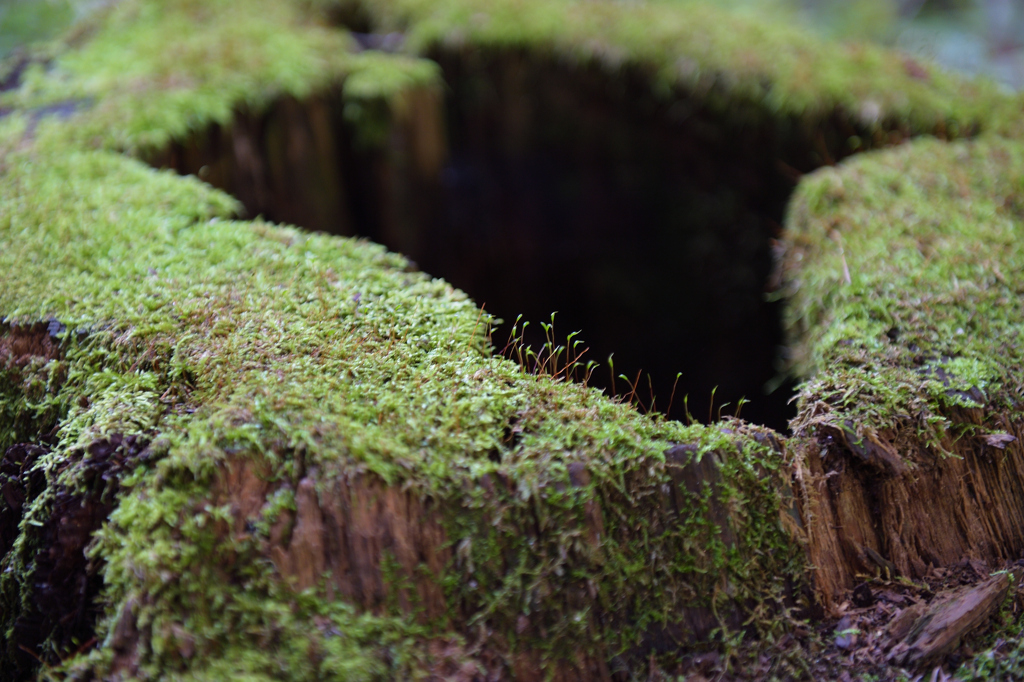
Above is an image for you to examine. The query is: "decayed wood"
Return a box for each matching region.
[888,572,1015,668]
[193,438,804,682]
[797,412,1024,607]
[207,457,615,682]
[147,94,355,236]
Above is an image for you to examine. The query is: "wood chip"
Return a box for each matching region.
[984,433,1016,448]
[889,573,1012,668]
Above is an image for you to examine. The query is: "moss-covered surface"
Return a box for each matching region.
[784,136,1024,442]
[0,0,440,155]
[4,0,1024,679]
[0,139,808,677]
[360,0,1021,135]
[4,0,1018,157]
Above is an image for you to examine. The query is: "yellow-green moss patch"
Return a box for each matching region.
[784,136,1024,444]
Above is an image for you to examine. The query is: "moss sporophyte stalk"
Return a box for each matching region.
[4,0,1024,679]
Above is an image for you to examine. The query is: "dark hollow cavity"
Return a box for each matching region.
[149,46,901,431]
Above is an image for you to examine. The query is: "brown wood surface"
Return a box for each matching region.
[889,572,1014,668]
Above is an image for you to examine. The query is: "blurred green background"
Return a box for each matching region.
[0,0,77,57]
[2,0,1021,85]
[689,0,1024,89]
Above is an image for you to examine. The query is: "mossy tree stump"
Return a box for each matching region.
[3,0,1024,679]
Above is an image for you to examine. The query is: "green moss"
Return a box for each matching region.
[3,0,1019,161]
[0,130,805,676]
[5,0,1021,677]
[0,0,75,59]
[1,0,440,155]
[783,136,1024,446]
[0,342,63,453]
[359,0,1020,136]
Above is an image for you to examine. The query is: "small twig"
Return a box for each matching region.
[624,369,642,409]
[500,314,523,356]
[830,230,852,285]
[73,637,98,656]
[467,303,487,349]
[17,644,42,663]
[666,372,682,418]
[735,397,747,421]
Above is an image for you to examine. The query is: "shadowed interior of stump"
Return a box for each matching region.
[147,34,911,432]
